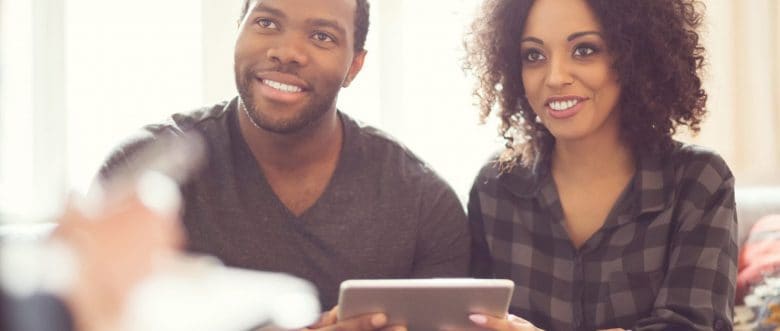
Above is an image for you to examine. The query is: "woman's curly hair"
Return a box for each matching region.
[464,0,708,169]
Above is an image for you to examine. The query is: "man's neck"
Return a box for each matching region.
[237,107,344,172]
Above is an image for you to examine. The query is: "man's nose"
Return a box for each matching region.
[266,39,309,67]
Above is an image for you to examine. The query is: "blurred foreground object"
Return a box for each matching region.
[1,174,184,331]
[121,255,320,331]
[2,132,320,330]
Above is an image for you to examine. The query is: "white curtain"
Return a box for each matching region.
[690,0,780,185]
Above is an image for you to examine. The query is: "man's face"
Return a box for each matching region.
[234,0,365,134]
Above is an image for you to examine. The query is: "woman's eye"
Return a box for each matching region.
[313,32,335,43]
[523,50,546,62]
[256,18,277,29]
[573,45,597,57]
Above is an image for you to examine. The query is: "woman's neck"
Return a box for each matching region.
[551,130,635,183]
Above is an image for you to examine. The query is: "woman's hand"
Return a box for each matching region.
[467,314,543,331]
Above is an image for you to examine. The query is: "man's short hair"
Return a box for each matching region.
[239,0,370,52]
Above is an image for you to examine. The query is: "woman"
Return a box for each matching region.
[464,0,737,330]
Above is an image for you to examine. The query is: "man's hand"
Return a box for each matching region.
[303,306,407,331]
[55,174,184,331]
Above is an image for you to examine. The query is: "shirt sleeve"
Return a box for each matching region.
[92,125,190,195]
[467,178,495,278]
[92,127,162,192]
[633,160,738,331]
[409,175,471,278]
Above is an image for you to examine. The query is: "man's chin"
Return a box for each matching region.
[257,121,310,135]
[239,93,333,135]
[247,112,316,135]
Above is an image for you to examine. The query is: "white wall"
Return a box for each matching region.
[0,0,36,217]
[688,0,780,185]
[1,0,778,222]
[65,0,205,194]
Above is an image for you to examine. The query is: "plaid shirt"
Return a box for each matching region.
[468,142,737,331]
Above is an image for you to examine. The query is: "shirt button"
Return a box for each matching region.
[714,318,725,330]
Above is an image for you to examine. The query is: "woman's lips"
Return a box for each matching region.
[544,96,588,120]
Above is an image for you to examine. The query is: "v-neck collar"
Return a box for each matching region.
[497,144,674,219]
[227,101,361,222]
[495,143,676,252]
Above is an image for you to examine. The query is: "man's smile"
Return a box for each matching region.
[262,79,303,93]
[253,71,310,103]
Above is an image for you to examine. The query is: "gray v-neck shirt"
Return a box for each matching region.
[98,98,470,309]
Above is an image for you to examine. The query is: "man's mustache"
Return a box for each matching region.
[252,64,301,77]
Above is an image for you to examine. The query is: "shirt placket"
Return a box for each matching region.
[572,253,585,330]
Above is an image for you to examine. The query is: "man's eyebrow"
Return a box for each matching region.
[305,18,347,36]
[567,31,602,41]
[520,36,544,45]
[252,3,286,18]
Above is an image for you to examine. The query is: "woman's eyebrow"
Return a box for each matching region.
[567,31,602,41]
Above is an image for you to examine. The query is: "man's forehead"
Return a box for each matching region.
[251,0,357,21]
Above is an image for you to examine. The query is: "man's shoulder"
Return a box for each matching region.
[156,100,235,134]
[341,115,456,195]
[97,100,237,182]
[348,118,436,179]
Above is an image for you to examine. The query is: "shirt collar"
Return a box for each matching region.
[633,145,675,215]
[496,144,675,216]
[328,110,362,203]
[496,149,550,198]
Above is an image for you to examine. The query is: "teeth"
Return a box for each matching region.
[549,99,579,111]
[264,79,303,93]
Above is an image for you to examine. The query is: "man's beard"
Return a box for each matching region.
[235,67,339,135]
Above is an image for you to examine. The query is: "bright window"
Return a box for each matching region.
[1,0,778,223]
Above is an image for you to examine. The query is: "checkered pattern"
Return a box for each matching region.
[468,143,737,331]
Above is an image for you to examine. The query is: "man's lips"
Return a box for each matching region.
[254,71,311,92]
[251,71,310,104]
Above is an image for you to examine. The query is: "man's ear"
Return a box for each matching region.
[342,50,367,88]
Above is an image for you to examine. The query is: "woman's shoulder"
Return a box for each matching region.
[471,152,539,196]
[668,142,734,182]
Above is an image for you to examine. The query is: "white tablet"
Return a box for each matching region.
[337,278,514,331]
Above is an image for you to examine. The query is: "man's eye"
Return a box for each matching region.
[256,18,277,29]
[312,32,334,43]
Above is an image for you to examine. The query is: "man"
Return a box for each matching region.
[98,0,470,329]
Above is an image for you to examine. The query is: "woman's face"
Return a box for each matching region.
[520,0,621,144]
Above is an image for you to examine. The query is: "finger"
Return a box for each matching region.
[332,313,387,331]
[470,314,509,330]
[308,307,339,329]
[378,325,407,331]
[470,314,537,331]
[133,171,182,218]
[53,195,89,237]
[506,314,534,325]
